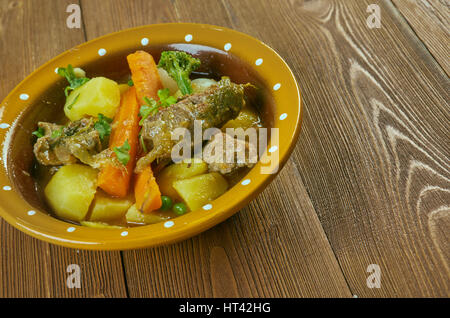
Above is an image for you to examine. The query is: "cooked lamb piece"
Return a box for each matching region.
[136,78,247,172]
[203,132,257,175]
[33,118,103,167]
[33,122,76,166]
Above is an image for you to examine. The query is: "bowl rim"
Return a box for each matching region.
[0,23,303,250]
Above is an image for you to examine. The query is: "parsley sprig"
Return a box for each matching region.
[57,64,90,97]
[139,134,148,153]
[114,140,131,166]
[50,127,63,139]
[139,88,177,125]
[139,97,158,126]
[66,93,80,110]
[157,88,178,107]
[94,114,113,141]
[32,127,45,138]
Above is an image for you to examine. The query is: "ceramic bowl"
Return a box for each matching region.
[0,23,302,250]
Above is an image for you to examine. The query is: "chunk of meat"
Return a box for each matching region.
[203,132,257,175]
[33,118,103,167]
[33,122,76,165]
[136,78,247,172]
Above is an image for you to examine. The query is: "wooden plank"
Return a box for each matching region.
[80,0,178,38]
[0,0,127,297]
[221,0,449,297]
[392,0,450,75]
[81,0,352,297]
[122,162,351,297]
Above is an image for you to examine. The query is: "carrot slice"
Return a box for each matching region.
[127,50,163,104]
[98,87,140,198]
[127,51,164,212]
[134,166,162,213]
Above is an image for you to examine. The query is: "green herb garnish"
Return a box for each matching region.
[32,127,45,138]
[66,93,80,110]
[51,128,63,139]
[139,97,159,126]
[113,140,131,166]
[94,113,113,141]
[138,89,177,125]
[157,88,177,107]
[139,134,148,153]
[57,64,90,97]
[127,79,134,87]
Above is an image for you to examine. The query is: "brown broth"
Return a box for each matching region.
[7,44,275,226]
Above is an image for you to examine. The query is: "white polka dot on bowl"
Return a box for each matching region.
[67,227,76,233]
[273,83,281,91]
[203,204,212,211]
[224,43,232,51]
[141,38,149,46]
[269,146,278,153]
[164,221,174,228]
[185,34,193,42]
[121,231,128,237]
[98,48,107,56]
[241,179,251,186]
[0,123,10,129]
[27,210,36,216]
[279,113,288,121]
[20,94,29,101]
[3,186,11,191]
[255,58,263,66]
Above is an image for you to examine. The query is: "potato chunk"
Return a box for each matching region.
[88,192,133,222]
[126,205,170,225]
[44,164,98,222]
[157,159,208,201]
[173,172,228,211]
[64,77,120,121]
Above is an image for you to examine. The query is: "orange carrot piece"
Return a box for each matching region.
[127,50,163,104]
[134,166,162,213]
[98,87,140,198]
[127,50,163,212]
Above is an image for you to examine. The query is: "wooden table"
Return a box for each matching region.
[0,0,448,298]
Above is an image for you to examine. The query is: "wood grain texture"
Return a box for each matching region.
[224,0,448,297]
[1,0,448,298]
[80,0,352,298]
[120,162,352,297]
[0,0,127,298]
[392,0,450,75]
